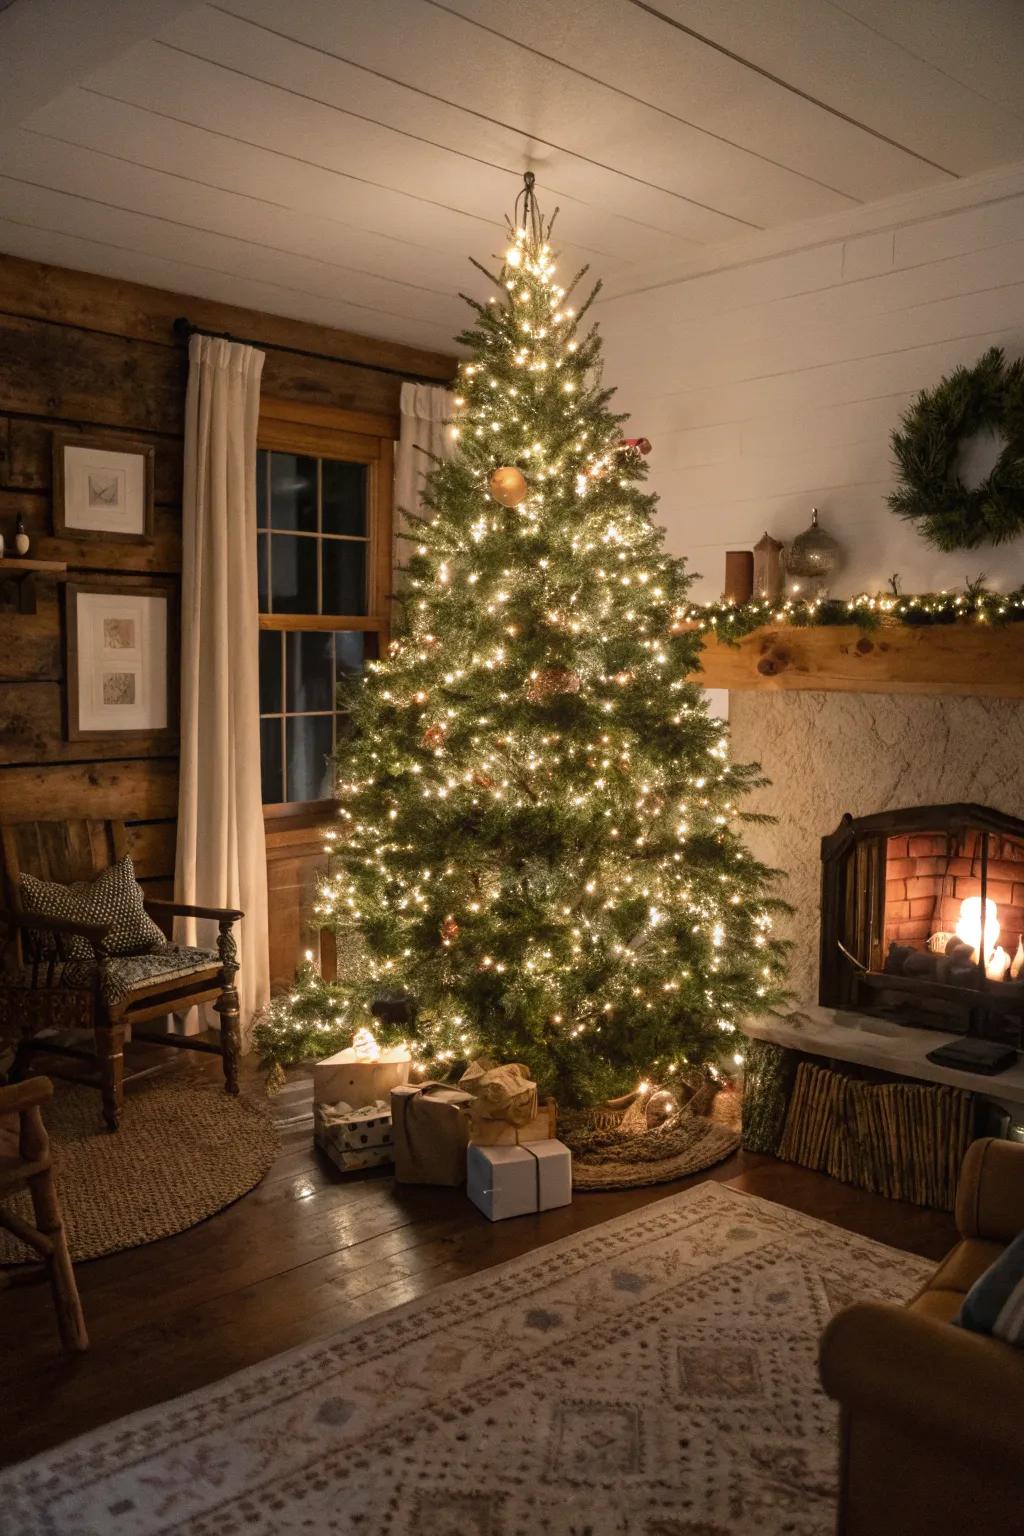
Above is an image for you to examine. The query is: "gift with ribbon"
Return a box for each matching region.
[467,1138,572,1221]
[458,1059,556,1147]
[391,1081,474,1186]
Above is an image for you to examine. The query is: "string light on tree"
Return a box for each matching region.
[254,171,789,1104]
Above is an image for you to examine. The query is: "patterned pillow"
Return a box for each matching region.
[955,1228,1024,1346]
[19,855,166,960]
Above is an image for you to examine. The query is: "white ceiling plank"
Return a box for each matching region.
[0,215,457,351]
[429,0,940,203]
[0,175,466,340]
[167,1,851,235]
[826,0,1024,122]
[638,0,1024,175]
[0,0,199,132]
[74,40,668,269]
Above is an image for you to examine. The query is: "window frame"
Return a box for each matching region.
[257,397,396,825]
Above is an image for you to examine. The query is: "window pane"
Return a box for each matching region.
[259,631,282,714]
[323,539,367,616]
[334,631,366,678]
[287,715,333,803]
[322,460,367,536]
[257,532,270,612]
[270,533,318,614]
[256,450,269,529]
[286,630,334,713]
[260,717,283,804]
[270,453,317,532]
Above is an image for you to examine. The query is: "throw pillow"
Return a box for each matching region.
[955,1227,1024,1346]
[19,855,166,960]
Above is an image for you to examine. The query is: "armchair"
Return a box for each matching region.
[0,818,243,1131]
[820,1137,1024,1536]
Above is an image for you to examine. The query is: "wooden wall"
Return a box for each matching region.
[0,252,454,984]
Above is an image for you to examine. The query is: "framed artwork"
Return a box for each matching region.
[53,432,155,543]
[65,581,177,742]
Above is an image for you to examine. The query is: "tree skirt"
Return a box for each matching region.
[0,1077,278,1264]
[563,1089,741,1189]
[0,1183,931,1536]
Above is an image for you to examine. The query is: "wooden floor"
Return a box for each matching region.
[0,1055,958,1471]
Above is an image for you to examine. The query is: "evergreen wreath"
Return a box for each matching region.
[888,346,1024,551]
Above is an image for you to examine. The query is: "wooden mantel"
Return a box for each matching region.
[688,622,1024,698]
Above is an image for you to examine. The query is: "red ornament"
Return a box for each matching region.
[617,437,652,457]
[440,915,460,944]
[422,723,446,751]
[472,770,495,790]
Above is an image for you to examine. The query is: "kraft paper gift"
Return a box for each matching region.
[391,1082,473,1186]
[313,1045,410,1107]
[459,1059,539,1137]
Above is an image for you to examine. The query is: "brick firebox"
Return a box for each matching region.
[883,830,1024,951]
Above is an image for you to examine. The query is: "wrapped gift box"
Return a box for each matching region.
[313,1044,410,1107]
[391,1082,473,1186]
[321,1142,393,1176]
[314,1099,392,1156]
[468,1099,557,1147]
[467,1138,572,1221]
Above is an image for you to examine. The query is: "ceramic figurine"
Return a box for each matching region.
[14,514,29,557]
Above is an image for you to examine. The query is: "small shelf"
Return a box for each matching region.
[0,558,68,615]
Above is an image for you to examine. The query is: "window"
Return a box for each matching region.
[256,400,395,814]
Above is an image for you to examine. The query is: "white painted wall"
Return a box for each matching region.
[596,163,1024,602]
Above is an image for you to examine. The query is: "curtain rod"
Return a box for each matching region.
[171,316,453,387]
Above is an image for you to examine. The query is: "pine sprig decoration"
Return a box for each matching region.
[888,346,1024,551]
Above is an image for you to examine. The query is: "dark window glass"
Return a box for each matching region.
[286,630,334,713]
[287,715,333,803]
[322,460,367,536]
[270,533,318,614]
[260,717,283,804]
[270,453,317,532]
[259,630,282,714]
[256,450,269,528]
[335,631,366,677]
[323,539,366,616]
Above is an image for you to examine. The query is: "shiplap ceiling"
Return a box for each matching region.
[1,0,1023,350]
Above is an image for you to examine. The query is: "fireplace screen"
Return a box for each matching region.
[820,804,1024,1046]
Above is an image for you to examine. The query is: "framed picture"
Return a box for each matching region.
[53,432,155,543]
[65,581,178,743]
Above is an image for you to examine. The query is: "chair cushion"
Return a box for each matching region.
[930,1238,1006,1297]
[10,944,220,1007]
[19,855,165,959]
[956,1229,1024,1345]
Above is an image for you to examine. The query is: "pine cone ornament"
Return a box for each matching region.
[472,770,495,789]
[440,915,460,944]
[422,723,446,750]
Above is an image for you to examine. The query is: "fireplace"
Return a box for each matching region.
[820,803,1024,1048]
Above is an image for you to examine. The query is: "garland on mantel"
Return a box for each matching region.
[679,581,1024,643]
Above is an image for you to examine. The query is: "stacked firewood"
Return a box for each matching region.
[777,1061,973,1209]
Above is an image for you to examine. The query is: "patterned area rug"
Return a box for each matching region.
[0,1183,930,1535]
[0,1077,278,1264]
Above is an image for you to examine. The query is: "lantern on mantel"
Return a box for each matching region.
[753,531,784,601]
[785,508,841,598]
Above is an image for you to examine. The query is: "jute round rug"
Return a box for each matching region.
[0,1077,279,1264]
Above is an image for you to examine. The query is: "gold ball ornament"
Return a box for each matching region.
[487,466,528,507]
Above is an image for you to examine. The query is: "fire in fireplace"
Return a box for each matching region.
[820,804,1024,1047]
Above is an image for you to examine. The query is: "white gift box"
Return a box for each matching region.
[312,1045,410,1107]
[466,1138,572,1222]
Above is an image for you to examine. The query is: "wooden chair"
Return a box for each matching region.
[0,818,243,1131]
[0,1075,88,1351]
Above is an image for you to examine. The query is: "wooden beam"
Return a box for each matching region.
[689,622,1024,698]
[0,253,457,383]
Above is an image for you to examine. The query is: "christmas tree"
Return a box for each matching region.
[255,175,788,1106]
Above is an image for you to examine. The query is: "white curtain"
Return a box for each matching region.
[394,382,455,571]
[176,334,269,1040]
